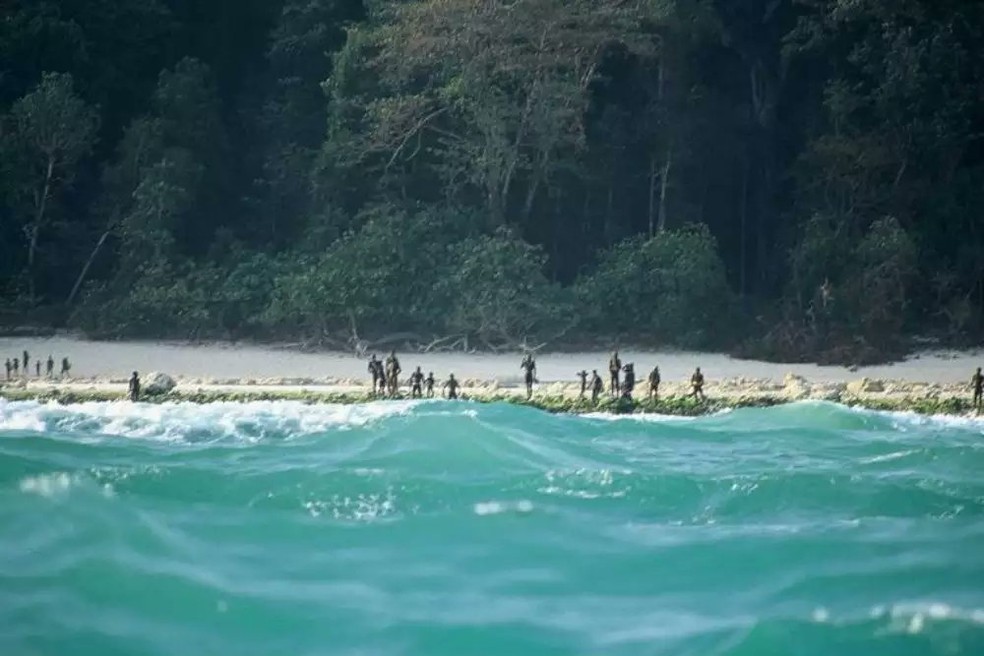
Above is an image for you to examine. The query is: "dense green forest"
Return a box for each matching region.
[1,0,982,362]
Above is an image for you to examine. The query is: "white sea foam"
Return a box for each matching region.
[0,400,48,433]
[304,489,399,522]
[859,449,919,464]
[19,472,74,497]
[887,601,984,624]
[581,412,698,423]
[473,500,534,516]
[858,601,984,634]
[0,398,422,442]
[845,404,984,431]
[886,411,984,432]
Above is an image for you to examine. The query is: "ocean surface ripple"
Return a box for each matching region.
[1,399,983,656]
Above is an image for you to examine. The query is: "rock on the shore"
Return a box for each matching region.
[815,382,846,402]
[846,378,885,395]
[783,373,811,400]
[144,372,176,395]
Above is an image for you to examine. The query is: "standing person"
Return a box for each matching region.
[22,351,29,376]
[60,357,71,378]
[690,367,706,401]
[425,372,436,398]
[385,350,401,396]
[621,363,635,400]
[4,358,10,381]
[972,367,984,413]
[410,366,424,398]
[13,357,19,377]
[576,370,588,399]
[46,355,54,378]
[648,366,661,401]
[443,373,460,400]
[368,354,381,394]
[128,371,141,402]
[521,353,537,399]
[590,370,603,403]
[375,360,386,395]
[608,351,622,397]
[34,361,40,377]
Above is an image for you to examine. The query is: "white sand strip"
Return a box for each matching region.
[0,336,981,385]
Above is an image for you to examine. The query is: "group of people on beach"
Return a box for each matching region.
[360,353,984,411]
[574,351,705,403]
[367,352,461,399]
[3,350,71,381]
[365,349,708,403]
[5,345,982,412]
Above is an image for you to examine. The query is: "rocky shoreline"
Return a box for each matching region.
[1,374,980,417]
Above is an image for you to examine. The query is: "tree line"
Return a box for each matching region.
[1,0,982,362]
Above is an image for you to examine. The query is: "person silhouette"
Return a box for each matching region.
[128,371,141,402]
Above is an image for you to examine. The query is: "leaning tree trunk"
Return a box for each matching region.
[67,227,112,305]
[648,155,658,238]
[739,155,750,297]
[25,157,55,300]
[657,143,673,234]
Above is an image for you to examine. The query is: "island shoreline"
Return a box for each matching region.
[0,336,981,417]
[1,381,980,418]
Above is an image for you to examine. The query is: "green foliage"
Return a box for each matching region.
[264,207,571,345]
[2,0,983,361]
[852,217,918,336]
[1,72,99,298]
[788,215,917,339]
[264,206,445,336]
[574,225,736,348]
[7,72,99,167]
[73,251,288,340]
[442,228,573,346]
[752,214,920,364]
[73,262,211,339]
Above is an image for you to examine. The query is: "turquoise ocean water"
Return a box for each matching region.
[1,399,982,655]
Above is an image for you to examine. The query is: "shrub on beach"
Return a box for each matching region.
[573,224,737,348]
[262,207,568,347]
[262,204,466,340]
[72,253,286,340]
[744,215,919,364]
[439,228,573,348]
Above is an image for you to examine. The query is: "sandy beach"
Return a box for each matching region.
[1,335,982,404]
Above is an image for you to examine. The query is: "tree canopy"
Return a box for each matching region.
[1,0,982,361]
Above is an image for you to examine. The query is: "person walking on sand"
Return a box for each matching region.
[608,351,622,398]
[425,372,436,398]
[648,366,661,401]
[972,367,983,413]
[128,371,141,402]
[577,370,588,399]
[60,357,71,378]
[443,373,460,400]
[410,366,424,399]
[46,355,53,378]
[690,367,706,401]
[521,353,537,399]
[590,369,603,403]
